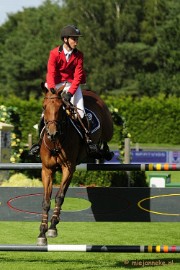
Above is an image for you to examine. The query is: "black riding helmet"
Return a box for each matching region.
[61,25,83,40]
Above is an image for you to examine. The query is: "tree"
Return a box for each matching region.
[137,0,180,96]
[0,0,179,99]
[65,0,144,94]
[0,0,65,99]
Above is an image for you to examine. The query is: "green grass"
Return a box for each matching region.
[110,143,180,151]
[52,197,91,211]
[0,222,179,270]
[132,143,180,151]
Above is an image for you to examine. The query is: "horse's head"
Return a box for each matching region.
[42,83,65,141]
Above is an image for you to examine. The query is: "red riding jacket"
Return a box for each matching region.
[46,45,86,95]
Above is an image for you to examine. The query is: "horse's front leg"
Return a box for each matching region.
[37,166,53,246]
[48,165,74,238]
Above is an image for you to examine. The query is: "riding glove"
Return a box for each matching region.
[61,92,73,103]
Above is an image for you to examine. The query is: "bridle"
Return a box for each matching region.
[42,94,65,156]
[42,91,86,156]
[43,95,63,136]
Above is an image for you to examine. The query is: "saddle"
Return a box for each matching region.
[69,108,100,139]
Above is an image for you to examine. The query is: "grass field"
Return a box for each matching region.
[0,222,179,270]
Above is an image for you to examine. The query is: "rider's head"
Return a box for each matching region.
[61,25,83,50]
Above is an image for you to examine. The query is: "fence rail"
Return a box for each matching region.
[0,244,179,253]
[0,163,180,171]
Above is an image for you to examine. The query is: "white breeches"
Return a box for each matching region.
[46,82,85,118]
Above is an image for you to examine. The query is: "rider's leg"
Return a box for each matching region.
[71,86,102,156]
[72,88,113,160]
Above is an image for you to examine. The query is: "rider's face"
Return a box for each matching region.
[68,37,79,49]
[64,37,79,50]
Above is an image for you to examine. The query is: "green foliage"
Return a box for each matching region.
[105,94,180,145]
[54,170,110,187]
[0,94,176,189]
[71,171,111,187]
[0,0,180,98]
[0,105,23,162]
[55,170,147,187]
[0,96,42,143]
[130,171,148,187]
[1,93,179,163]
[1,173,42,187]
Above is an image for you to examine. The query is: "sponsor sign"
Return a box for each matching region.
[131,150,168,164]
[106,150,180,164]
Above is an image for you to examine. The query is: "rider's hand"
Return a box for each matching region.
[61,92,73,103]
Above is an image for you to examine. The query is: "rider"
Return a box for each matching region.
[29,25,100,157]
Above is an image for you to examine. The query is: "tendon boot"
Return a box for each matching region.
[81,115,102,158]
[29,116,44,156]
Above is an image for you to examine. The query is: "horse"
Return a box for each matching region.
[37,84,113,246]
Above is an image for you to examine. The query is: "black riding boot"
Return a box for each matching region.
[29,143,40,156]
[81,115,102,158]
[29,116,44,156]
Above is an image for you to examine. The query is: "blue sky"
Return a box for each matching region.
[0,0,44,25]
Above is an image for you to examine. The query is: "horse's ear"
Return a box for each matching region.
[41,82,48,93]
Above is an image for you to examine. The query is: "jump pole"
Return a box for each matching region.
[0,245,179,253]
[0,163,180,171]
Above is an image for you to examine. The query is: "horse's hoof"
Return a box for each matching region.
[47,229,58,238]
[37,237,47,246]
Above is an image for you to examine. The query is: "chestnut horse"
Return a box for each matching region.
[37,85,113,245]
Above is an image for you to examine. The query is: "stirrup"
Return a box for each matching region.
[29,143,40,156]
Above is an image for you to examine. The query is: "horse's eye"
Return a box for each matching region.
[43,106,46,110]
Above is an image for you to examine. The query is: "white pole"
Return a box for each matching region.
[124,138,131,187]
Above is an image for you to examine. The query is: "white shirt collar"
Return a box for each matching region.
[63,46,73,62]
[63,45,73,56]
